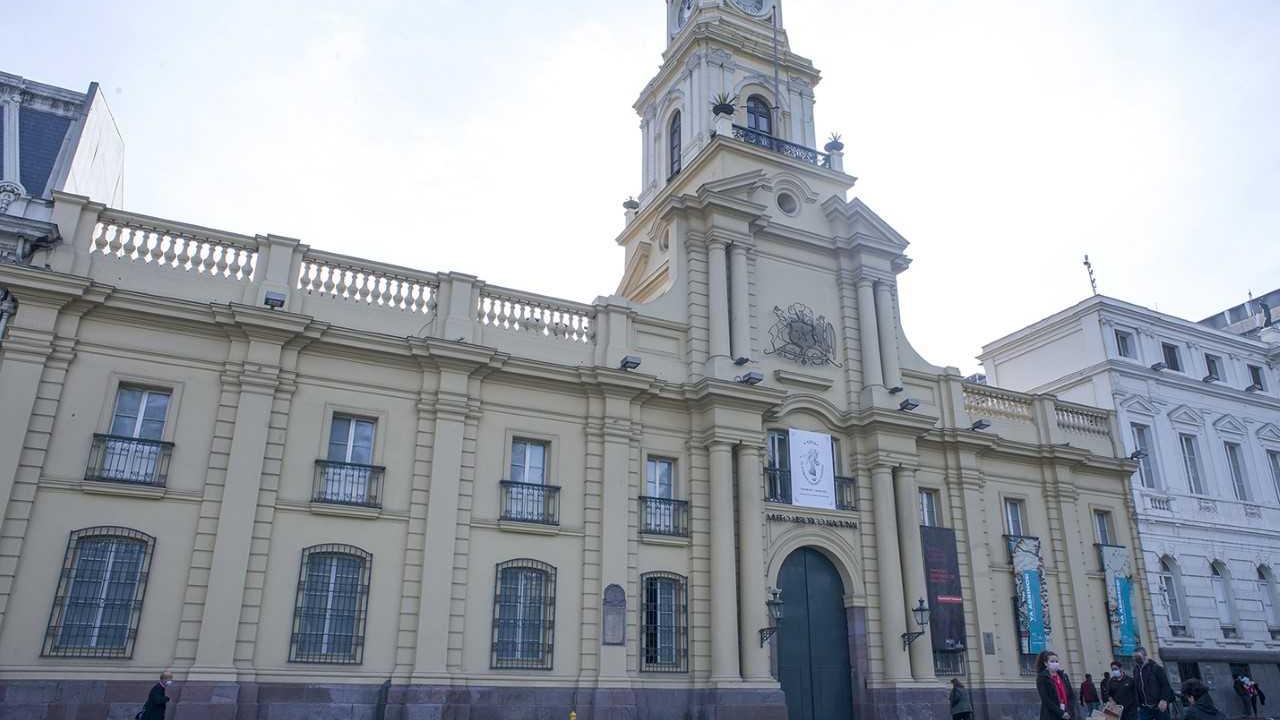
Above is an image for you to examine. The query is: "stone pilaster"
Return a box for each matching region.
[729,242,751,362]
[736,443,771,681]
[708,439,741,682]
[894,466,935,680]
[705,237,731,376]
[857,279,884,388]
[875,281,902,390]
[871,464,911,682]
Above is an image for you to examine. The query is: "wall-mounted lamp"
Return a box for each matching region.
[1129,449,1148,461]
[758,587,784,647]
[1149,362,1167,372]
[1245,383,1264,393]
[1202,374,1219,383]
[898,398,920,412]
[888,386,904,394]
[263,291,286,309]
[619,355,642,371]
[970,419,992,431]
[733,356,751,366]
[901,598,931,650]
[737,371,765,386]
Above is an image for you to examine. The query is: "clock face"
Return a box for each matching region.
[732,0,768,16]
[676,0,695,28]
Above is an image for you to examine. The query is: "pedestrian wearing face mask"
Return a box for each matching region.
[1131,648,1174,720]
[139,670,173,720]
[1036,650,1077,720]
[1101,661,1138,720]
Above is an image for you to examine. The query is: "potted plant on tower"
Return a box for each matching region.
[711,92,738,117]
[824,132,844,153]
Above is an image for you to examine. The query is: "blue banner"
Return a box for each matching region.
[1099,544,1139,655]
[1008,536,1050,655]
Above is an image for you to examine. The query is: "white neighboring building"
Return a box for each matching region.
[979,293,1280,713]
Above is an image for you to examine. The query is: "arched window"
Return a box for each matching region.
[640,571,688,672]
[290,544,372,664]
[1158,557,1188,637]
[492,558,556,669]
[1210,561,1238,637]
[747,95,773,135]
[44,526,155,658]
[1258,566,1279,635]
[668,112,682,179]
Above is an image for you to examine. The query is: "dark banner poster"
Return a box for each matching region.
[921,525,965,652]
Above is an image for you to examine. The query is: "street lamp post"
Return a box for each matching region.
[901,597,931,651]
[758,587,784,647]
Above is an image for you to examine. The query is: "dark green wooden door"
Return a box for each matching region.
[778,547,854,720]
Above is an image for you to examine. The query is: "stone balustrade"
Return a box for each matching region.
[477,286,595,344]
[91,209,258,282]
[298,249,439,317]
[962,384,1035,422]
[1054,402,1112,436]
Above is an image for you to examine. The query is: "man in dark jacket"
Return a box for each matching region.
[1179,679,1221,720]
[1131,649,1174,720]
[141,670,173,720]
[1081,673,1102,716]
[1102,660,1138,720]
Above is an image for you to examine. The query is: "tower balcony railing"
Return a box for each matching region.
[764,468,857,511]
[731,125,831,168]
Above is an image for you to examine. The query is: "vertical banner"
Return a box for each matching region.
[1008,536,1051,654]
[787,429,835,509]
[921,525,966,651]
[1099,544,1139,656]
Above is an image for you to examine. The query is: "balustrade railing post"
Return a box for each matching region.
[436,272,479,343]
[827,149,845,173]
[47,191,103,275]
[1034,397,1066,446]
[247,234,301,309]
[592,295,632,366]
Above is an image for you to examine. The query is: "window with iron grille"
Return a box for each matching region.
[90,386,173,485]
[641,572,688,672]
[289,544,371,664]
[492,559,556,670]
[43,526,155,658]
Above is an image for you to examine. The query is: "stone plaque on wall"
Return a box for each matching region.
[602,584,626,646]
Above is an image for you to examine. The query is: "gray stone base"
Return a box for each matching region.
[970,686,1043,720]
[0,680,790,720]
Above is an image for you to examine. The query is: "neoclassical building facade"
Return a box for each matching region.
[981,294,1280,713]
[1,3,1147,719]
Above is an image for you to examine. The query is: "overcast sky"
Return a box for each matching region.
[11,1,1280,372]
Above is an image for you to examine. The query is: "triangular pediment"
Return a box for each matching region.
[1212,414,1248,437]
[1167,404,1204,428]
[1257,423,1280,444]
[1118,394,1158,417]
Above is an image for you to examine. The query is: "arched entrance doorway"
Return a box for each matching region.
[777,547,854,720]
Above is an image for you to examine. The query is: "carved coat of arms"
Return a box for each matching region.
[764,303,841,367]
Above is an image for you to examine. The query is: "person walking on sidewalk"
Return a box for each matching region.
[1131,648,1174,720]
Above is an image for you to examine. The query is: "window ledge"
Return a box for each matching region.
[79,479,167,500]
[640,533,691,547]
[308,502,382,520]
[497,519,561,536]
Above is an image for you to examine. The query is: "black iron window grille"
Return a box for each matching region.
[933,650,966,676]
[313,460,385,508]
[491,559,556,670]
[43,526,155,658]
[500,481,560,526]
[640,572,688,672]
[289,544,371,664]
[765,467,792,504]
[85,434,173,487]
[640,496,689,537]
[835,476,858,511]
[731,125,831,168]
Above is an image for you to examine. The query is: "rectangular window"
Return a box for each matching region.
[646,457,675,499]
[1269,451,1280,504]
[641,573,688,672]
[766,430,791,503]
[1180,434,1206,495]
[492,560,556,670]
[95,386,173,485]
[1224,442,1250,501]
[1177,662,1201,682]
[291,546,371,664]
[1093,510,1115,545]
[1211,566,1234,629]
[319,415,379,506]
[1003,498,1026,536]
[1131,423,1160,489]
[1161,343,1183,372]
[44,527,154,658]
[919,489,940,527]
[1115,330,1135,359]
[1204,354,1223,381]
[510,438,549,485]
[1249,364,1267,390]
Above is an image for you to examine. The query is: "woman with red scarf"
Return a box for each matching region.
[1035,650,1077,720]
